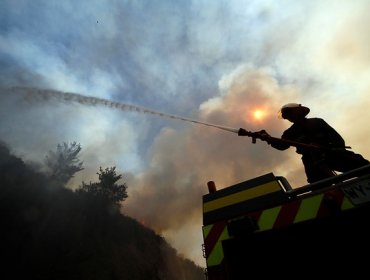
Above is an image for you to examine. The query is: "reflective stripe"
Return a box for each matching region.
[203,181,281,213]
[202,189,356,268]
[294,194,323,223]
[258,206,281,230]
[206,226,229,267]
[203,224,212,240]
[341,196,354,210]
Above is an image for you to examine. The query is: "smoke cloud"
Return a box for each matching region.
[1,0,370,267]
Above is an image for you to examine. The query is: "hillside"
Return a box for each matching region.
[0,142,205,280]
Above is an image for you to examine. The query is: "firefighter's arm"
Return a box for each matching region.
[238,128,271,138]
[258,131,291,150]
[269,138,290,150]
[238,128,289,150]
[255,130,291,150]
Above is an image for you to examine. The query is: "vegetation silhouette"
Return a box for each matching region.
[0,141,205,280]
[44,141,84,184]
[78,166,128,206]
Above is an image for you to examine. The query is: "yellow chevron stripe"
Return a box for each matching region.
[206,226,229,267]
[258,206,281,231]
[203,181,281,213]
[341,196,354,210]
[294,194,323,223]
[203,189,356,268]
[202,224,213,240]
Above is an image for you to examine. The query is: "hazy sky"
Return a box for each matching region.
[1,0,370,267]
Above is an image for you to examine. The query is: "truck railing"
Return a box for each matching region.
[287,163,370,197]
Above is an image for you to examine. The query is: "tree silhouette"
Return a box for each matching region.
[1,143,204,280]
[45,141,84,184]
[78,166,128,205]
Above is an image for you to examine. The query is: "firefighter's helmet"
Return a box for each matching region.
[278,103,310,119]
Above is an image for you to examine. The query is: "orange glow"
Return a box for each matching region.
[253,109,266,121]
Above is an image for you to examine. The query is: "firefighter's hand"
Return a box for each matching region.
[238,128,249,136]
[256,130,273,144]
[257,130,270,139]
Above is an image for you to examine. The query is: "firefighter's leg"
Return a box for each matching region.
[302,154,336,183]
[328,150,370,173]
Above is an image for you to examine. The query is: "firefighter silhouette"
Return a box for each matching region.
[242,103,369,183]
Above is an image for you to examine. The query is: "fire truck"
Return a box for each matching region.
[202,164,370,279]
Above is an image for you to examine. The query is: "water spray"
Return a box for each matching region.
[6,87,336,152]
[9,87,240,134]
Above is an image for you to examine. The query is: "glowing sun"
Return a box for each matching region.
[253,109,266,121]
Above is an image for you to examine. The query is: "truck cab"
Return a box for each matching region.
[202,165,370,279]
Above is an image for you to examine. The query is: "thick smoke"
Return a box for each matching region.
[1,0,370,267]
[124,65,305,263]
